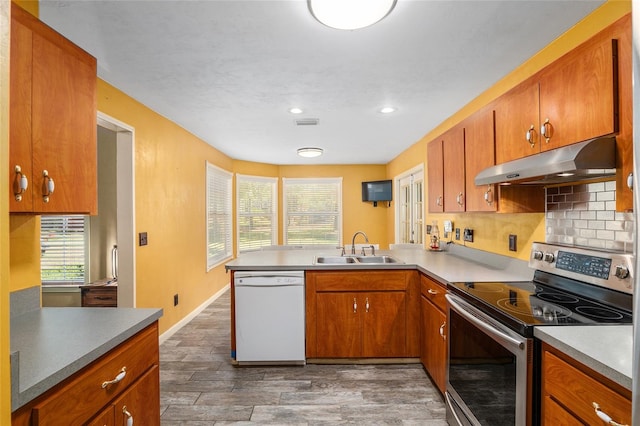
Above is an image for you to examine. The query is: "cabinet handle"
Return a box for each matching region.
[439,322,446,340]
[484,185,493,205]
[353,297,357,313]
[540,118,552,143]
[436,196,442,207]
[122,405,134,426]
[525,124,536,147]
[592,402,627,426]
[456,192,464,206]
[42,170,55,203]
[365,297,370,313]
[101,367,127,388]
[427,289,439,295]
[13,165,29,202]
[627,173,633,190]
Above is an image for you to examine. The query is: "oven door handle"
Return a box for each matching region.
[446,294,525,351]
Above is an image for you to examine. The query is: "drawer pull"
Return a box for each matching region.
[123,405,134,426]
[439,322,446,340]
[592,402,628,426]
[427,289,439,295]
[101,367,126,388]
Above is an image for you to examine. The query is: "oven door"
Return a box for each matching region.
[445,294,533,426]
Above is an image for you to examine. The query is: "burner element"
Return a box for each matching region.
[575,306,624,320]
[535,292,580,304]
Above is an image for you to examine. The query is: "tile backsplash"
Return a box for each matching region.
[546,181,634,252]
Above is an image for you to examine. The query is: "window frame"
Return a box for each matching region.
[236,174,278,254]
[282,177,343,246]
[206,162,233,270]
[40,215,90,286]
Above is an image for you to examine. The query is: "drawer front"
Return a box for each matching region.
[82,287,117,307]
[420,275,446,312]
[32,323,159,426]
[543,349,631,425]
[311,270,409,292]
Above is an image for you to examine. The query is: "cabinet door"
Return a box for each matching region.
[87,406,115,426]
[427,139,444,212]
[420,295,446,394]
[9,6,34,212]
[463,107,496,212]
[442,126,465,212]
[316,292,362,358]
[113,366,160,426]
[362,291,406,357]
[538,37,617,152]
[31,22,97,214]
[494,82,540,163]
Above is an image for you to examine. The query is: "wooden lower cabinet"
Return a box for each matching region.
[81,285,118,307]
[419,275,447,394]
[541,342,631,426]
[306,270,419,359]
[12,322,160,426]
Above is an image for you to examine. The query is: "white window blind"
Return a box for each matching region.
[283,177,342,246]
[236,174,277,253]
[40,215,88,285]
[206,162,233,269]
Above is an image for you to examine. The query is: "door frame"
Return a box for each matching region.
[97,112,136,307]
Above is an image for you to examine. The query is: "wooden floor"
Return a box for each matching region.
[159,289,447,425]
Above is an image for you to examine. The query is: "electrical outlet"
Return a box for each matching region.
[455,228,460,240]
[509,234,517,252]
[174,294,179,306]
[139,232,148,246]
[426,224,432,234]
[463,228,474,242]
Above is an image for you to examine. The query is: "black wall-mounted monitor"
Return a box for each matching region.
[362,180,392,207]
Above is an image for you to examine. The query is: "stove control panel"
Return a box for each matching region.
[529,242,634,294]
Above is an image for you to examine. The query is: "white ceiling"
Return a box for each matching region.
[39,0,604,165]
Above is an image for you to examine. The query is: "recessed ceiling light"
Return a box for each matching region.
[289,107,304,114]
[379,106,396,114]
[308,0,397,30]
[297,147,323,158]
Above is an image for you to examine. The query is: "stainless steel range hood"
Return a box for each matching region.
[474,136,617,185]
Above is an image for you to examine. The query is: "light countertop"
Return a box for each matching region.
[11,307,163,411]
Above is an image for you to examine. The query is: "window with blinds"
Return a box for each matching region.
[206,162,233,269]
[237,174,277,253]
[40,215,88,285]
[283,177,342,246]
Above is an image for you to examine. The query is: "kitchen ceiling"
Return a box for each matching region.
[39,0,604,165]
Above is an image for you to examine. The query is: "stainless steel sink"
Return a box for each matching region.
[314,256,358,264]
[313,255,403,265]
[355,255,401,264]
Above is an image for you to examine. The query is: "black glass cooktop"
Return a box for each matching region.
[448,271,632,337]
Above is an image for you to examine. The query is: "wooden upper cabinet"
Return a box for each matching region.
[494,81,540,164]
[463,106,496,212]
[442,125,465,212]
[538,36,618,152]
[10,3,98,214]
[427,139,444,212]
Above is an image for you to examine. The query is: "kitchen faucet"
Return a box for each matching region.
[351,231,369,255]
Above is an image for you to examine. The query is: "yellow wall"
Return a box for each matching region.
[97,80,234,333]
[387,0,631,261]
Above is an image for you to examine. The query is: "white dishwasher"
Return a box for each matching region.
[234,270,305,364]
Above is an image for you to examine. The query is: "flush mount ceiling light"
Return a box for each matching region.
[379,106,396,114]
[289,107,304,114]
[297,147,324,158]
[308,0,397,30]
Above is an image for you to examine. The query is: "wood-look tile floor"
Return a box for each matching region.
[159,289,447,425]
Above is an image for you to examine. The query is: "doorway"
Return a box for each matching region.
[97,112,136,307]
[395,165,424,245]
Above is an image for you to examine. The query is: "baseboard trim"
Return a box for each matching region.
[159,283,230,345]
